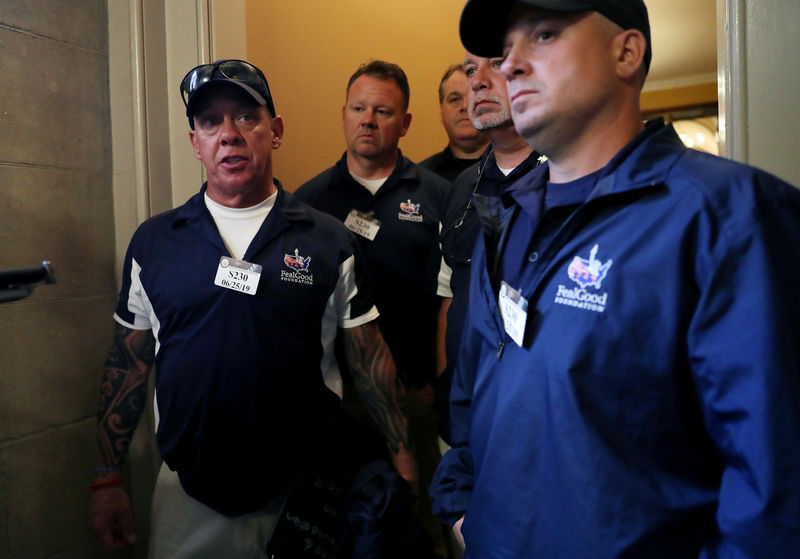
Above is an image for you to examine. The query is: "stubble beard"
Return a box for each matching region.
[470,105,513,132]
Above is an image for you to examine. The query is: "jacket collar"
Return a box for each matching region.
[503,118,685,205]
[473,119,686,230]
[589,118,685,199]
[481,145,541,179]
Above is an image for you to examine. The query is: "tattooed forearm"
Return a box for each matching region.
[96,323,155,469]
[342,322,410,454]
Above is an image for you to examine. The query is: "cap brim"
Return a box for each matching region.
[459,0,596,57]
[460,0,514,57]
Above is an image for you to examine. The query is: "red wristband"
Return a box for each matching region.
[90,475,123,490]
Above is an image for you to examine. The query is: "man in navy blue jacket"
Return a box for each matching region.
[431,1,800,557]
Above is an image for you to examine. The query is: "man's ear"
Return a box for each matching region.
[270,115,285,149]
[614,29,647,81]
[400,111,413,137]
[189,130,202,160]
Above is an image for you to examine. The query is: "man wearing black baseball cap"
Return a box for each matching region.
[431,2,800,557]
[458,0,650,70]
[89,59,417,557]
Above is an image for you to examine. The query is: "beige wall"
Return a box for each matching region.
[245,0,468,190]
[243,0,800,190]
[0,2,126,558]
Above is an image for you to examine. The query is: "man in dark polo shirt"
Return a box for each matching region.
[295,60,450,558]
[419,64,488,182]
[435,50,541,445]
[88,59,416,558]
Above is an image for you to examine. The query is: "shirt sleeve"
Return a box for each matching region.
[691,172,800,557]
[336,232,380,329]
[437,254,453,298]
[113,247,153,331]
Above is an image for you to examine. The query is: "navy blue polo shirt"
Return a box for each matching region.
[435,149,541,442]
[419,145,482,182]
[114,183,376,516]
[439,149,542,371]
[295,152,450,388]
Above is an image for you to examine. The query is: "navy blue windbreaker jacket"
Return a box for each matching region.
[430,121,800,558]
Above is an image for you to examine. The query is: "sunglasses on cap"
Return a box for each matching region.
[180,59,276,118]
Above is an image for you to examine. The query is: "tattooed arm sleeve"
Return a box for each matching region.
[341,321,418,485]
[96,323,155,470]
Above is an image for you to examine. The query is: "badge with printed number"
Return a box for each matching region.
[214,257,262,295]
[499,281,528,347]
[344,209,381,241]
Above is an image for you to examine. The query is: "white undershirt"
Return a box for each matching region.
[349,171,389,195]
[204,191,277,260]
[497,165,514,176]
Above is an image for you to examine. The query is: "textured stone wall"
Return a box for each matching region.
[0,2,129,558]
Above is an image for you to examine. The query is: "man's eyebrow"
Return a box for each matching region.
[463,56,479,67]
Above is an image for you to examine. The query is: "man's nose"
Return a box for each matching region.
[360,109,378,127]
[471,69,489,91]
[501,41,528,81]
[219,117,244,144]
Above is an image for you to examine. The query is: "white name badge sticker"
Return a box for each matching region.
[344,209,381,241]
[498,281,529,347]
[214,257,262,296]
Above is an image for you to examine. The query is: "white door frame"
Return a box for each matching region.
[716,0,747,162]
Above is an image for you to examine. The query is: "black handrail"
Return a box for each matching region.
[0,261,56,304]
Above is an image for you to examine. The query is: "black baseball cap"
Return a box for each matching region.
[460,0,651,71]
[180,59,276,129]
